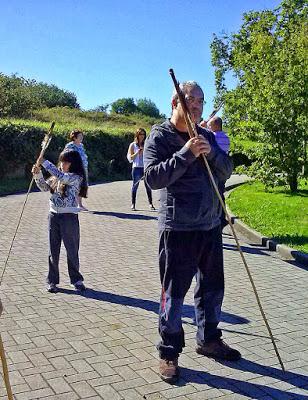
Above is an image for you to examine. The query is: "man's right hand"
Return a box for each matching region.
[185,135,211,157]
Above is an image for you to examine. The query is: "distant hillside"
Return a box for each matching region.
[31,106,163,134]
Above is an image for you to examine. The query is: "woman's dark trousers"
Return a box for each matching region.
[47,213,84,285]
[131,167,153,206]
[157,226,224,361]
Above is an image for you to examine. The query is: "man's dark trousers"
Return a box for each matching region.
[158,226,224,360]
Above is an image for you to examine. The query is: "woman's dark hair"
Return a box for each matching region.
[134,128,146,146]
[49,150,88,198]
[69,129,83,141]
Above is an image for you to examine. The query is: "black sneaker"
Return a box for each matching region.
[196,339,241,361]
[149,204,156,211]
[46,283,58,293]
[74,282,86,292]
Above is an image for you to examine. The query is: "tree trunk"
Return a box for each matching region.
[288,174,298,193]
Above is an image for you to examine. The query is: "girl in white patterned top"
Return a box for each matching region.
[32,150,88,293]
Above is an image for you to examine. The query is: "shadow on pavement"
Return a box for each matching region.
[56,287,249,325]
[90,210,157,220]
[223,242,271,257]
[223,234,308,271]
[176,358,308,399]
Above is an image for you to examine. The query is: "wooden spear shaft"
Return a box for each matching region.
[0,122,55,400]
[0,334,13,400]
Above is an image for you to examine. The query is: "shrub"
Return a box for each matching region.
[0,122,133,182]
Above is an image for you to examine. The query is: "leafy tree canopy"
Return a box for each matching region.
[136,98,160,118]
[211,0,307,192]
[0,73,79,117]
[29,83,78,109]
[111,98,137,114]
[111,97,162,118]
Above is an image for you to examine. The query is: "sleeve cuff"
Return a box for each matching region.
[206,146,216,161]
[177,145,196,164]
[34,170,44,179]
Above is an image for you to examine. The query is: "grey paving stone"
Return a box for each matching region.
[1,179,307,399]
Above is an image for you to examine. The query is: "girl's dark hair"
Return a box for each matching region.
[69,129,83,141]
[49,150,88,198]
[134,128,146,146]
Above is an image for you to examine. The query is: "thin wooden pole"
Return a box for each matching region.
[0,334,14,399]
[0,122,55,400]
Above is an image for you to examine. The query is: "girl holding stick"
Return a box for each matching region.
[32,150,87,293]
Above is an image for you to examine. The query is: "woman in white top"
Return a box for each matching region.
[127,128,155,211]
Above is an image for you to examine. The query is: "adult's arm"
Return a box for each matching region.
[127,142,141,163]
[143,131,196,190]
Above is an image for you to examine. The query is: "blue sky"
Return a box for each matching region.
[0,0,280,118]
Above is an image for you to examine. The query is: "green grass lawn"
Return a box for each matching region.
[227,180,308,253]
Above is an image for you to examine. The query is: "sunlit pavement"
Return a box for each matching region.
[0,177,307,399]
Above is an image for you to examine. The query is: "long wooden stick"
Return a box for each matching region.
[0,122,55,288]
[169,69,285,371]
[205,102,223,123]
[0,334,14,400]
[0,122,55,399]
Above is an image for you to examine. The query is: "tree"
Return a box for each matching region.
[91,103,109,113]
[0,73,79,117]
[0,74,40,117]
[136,98,160,118]
[211,0,308,192]
[29,83,79,108]
[111,98,137,114]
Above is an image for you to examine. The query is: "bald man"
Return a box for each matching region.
[207,116,230,153]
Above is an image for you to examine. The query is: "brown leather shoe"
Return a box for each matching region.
[159,358,179,383]
[196,339,241,361]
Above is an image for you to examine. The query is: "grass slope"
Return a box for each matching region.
[227,181,308,253]
[1,107,162,135]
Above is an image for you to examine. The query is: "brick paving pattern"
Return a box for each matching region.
[0,178,307,399]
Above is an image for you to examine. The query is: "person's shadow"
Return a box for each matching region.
[222,241,272,257]
[57,288,249,325]
[57,288,308,397]
[177,359,308,399]
[90,210,157,221]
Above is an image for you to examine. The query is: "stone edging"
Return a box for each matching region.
[225,185,308,268]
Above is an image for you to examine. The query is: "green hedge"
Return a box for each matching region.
[0,122,133,182]
[0,120,255,187]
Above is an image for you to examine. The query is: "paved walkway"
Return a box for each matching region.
[0,177,307,400]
